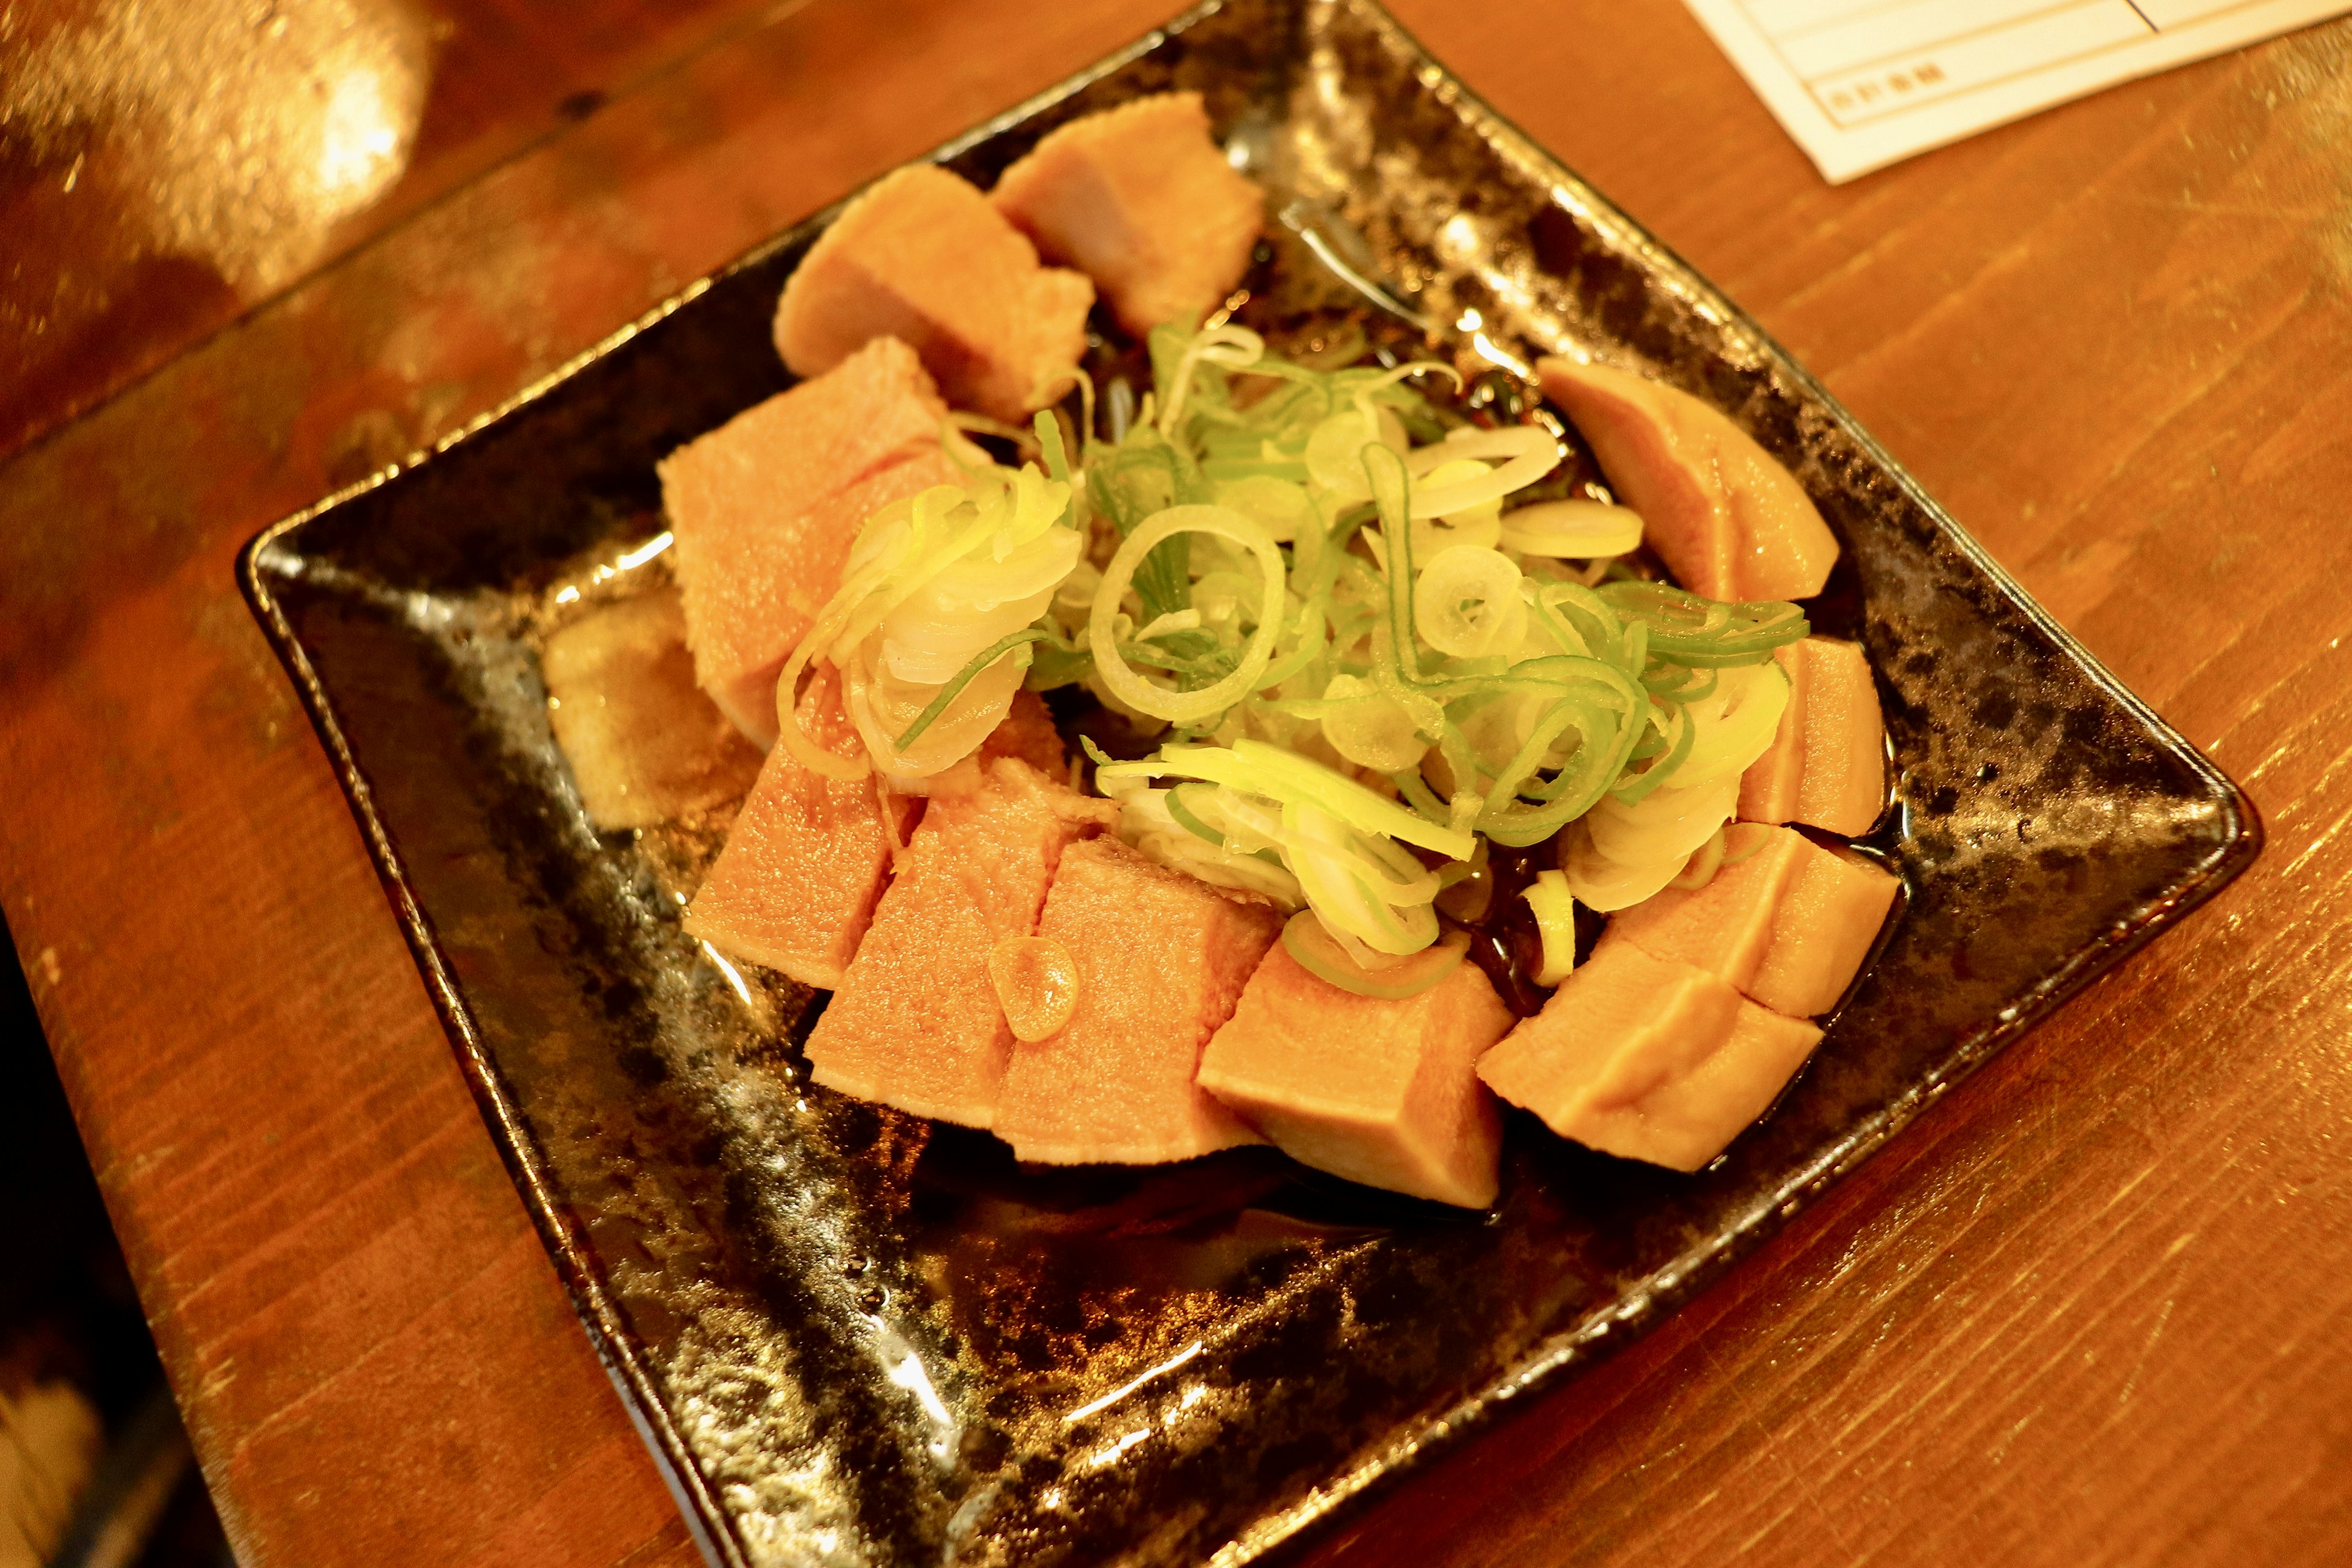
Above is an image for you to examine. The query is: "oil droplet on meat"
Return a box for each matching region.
[988,935,1081,1042]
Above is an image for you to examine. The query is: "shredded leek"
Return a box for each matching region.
[777,323,1827,975]
[1088,505,1286,725]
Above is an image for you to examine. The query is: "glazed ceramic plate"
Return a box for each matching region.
[239,2,2260,1564]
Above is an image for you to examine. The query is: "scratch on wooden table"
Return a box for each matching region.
[2113,1297,2176,1413]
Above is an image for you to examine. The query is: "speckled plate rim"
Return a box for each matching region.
[1189,7,2264,1556]
[228,28,1200,1564]
[235,3,2264,1564]
[239,496,743,1565]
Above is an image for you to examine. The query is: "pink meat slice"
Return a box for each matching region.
[773,163,1095,423]
[990,92,1263,338]
[658,337,952,745]
[994,837,1281,1165]
[1197,941,1513,1208]
[1738,635,1888,837]
[682,664,920,989]
[1536,356,1840,604]
[1604,823,1899,1018]
[1476,940,1822,1172]
[804,758,1113,1128]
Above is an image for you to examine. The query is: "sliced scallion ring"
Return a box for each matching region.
[1088,505,1286,725]
[1498,499,1645,559]
[1164,782,1226,846]
[1281,912,1469,1000]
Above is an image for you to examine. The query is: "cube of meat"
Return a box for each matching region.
[542,587,761,830]
[683,663,919,989]
[1605,824,1899,1018]
[658,337,953,745]
[1536,356,1839,604]
[1197,941,1513,1208]
[774,164,1095,423]
[1739,636,1888,837]
[990,92,1263,338]
[1615,1005,1822,1171]
[1477,940,1822,1172]
[804,759,1114,1128]
[994,837,1281,1165]
[978,688,1068,779]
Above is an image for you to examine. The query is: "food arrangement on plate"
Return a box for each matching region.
[544,91,1902,1212]
[241,7,2258,1553]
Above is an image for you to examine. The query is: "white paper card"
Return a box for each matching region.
[1683,0,2351,181]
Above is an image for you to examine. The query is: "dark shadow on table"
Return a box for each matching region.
[2,907,235,1568]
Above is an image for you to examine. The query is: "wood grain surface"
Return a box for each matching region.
[2,1,2348,1565]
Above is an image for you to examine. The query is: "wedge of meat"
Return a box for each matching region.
[993,837,1281,1164]
[990,92,1263,338]
[1606,824,1899,1018]
[1621,1005,1822,1170]
[804,758,1114,1128]
[1739,635,1887,837]
[1477,940,1822,1172]
[978,688,1067,778]
[774,163,1095,423]
[683,664,919,989]
[1197,942,1513,1208]
[1536,356,1839,604]
[543,587,761,830]
[659,337,953,745]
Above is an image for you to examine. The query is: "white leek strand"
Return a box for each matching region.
[1410,458,1504,556]
[1583,773,1740,866]
[1403,426,1560,518]
[1523,870,1579,986]
[1560,820,1689,911]
[1668,661,1790,791]
[1099,739,1474,860]
[843,639,1028,786]
[1156,325,1266,436]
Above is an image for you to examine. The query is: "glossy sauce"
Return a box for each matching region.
[1445,839,1606,1017]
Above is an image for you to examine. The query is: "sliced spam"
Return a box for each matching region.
[774,164,1095,424]
[1740,635,1887,837]
[1536,356,1839,605]
[1605,823,1898,1019]
[1198,942,1513,1208]
[804,757,1114,1128]
[990,92,1263,339]
[683,663,918,990]
[542,587,762,831]
[994,837,1282,1165]
[1476,940,1822,1172]
[658,337,953,746]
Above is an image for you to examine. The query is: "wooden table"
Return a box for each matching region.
[6,1,2349,1563]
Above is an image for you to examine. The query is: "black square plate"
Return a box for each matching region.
[241,2,2260,1563]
